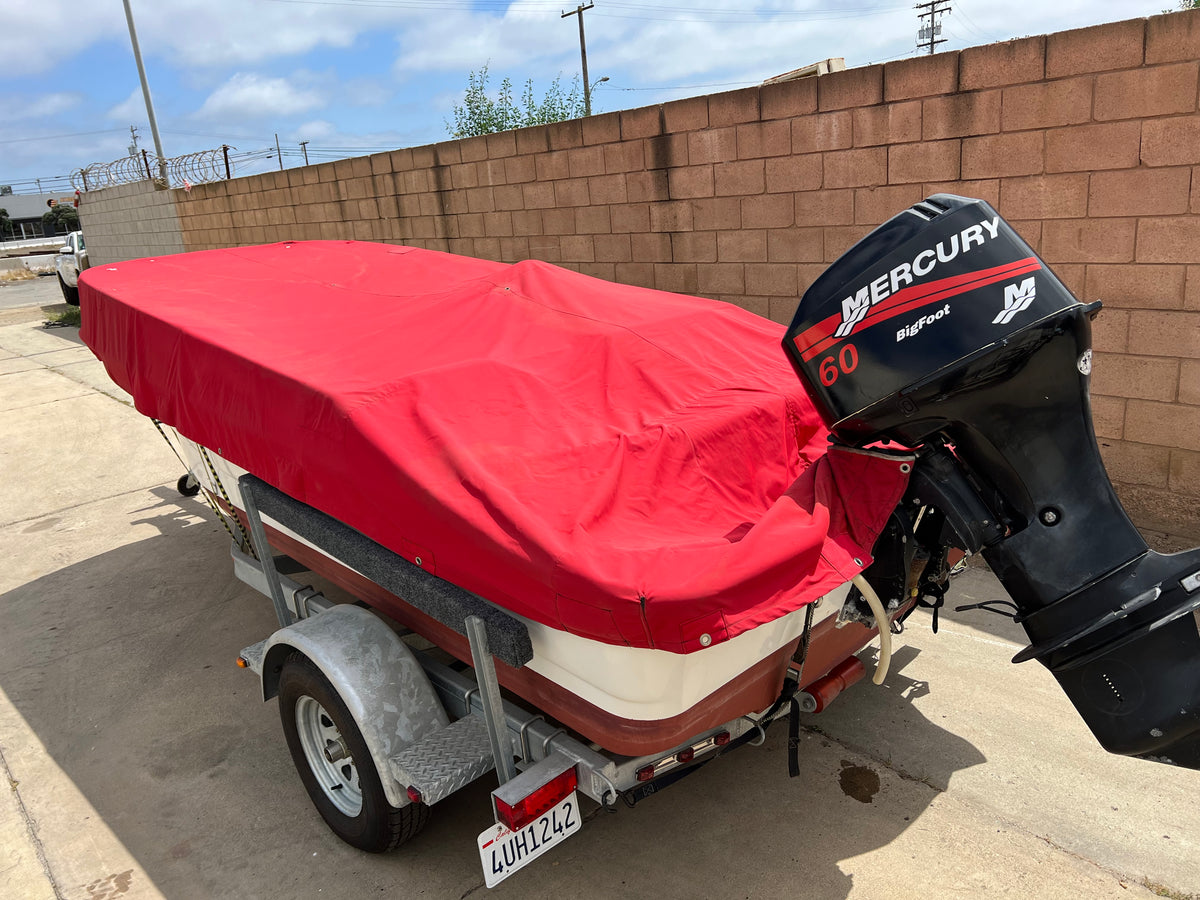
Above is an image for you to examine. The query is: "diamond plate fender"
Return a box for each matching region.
[255,604,450,808]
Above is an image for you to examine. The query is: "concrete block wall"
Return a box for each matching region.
[79,9,1200,540]
[80,181,185,266]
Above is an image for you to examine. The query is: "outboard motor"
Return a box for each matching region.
[785,194,1200,769]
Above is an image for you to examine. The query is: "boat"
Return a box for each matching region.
[79,237,909,756]
[78,194,1200,880]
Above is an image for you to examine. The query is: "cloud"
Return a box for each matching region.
[0,91,83,124]
[195,72,326,121]
[106,88,148,124]
[293,119,336,141]
[0,2,122,75]
[0,0,416,75]
[392,3,579,76]
[120,0,426,70]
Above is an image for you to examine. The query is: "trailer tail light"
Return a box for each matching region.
[633,729,733,784]
[494,767,578,832]
[406,785,423,804]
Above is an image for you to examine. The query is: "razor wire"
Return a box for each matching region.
[72,146,233,192]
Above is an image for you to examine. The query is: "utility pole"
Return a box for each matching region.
[299,141,310,165]
[915,0,950,55]
[561,2,595,116]
[122,0,169,184]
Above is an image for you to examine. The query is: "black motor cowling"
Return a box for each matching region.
[785,194,1200,769]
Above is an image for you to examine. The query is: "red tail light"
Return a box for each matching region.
[714,731,730,746]
[636,764,655,782]
[494,767,578,832]
[676,747,695,764]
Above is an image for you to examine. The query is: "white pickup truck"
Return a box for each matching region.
[55,231,89,306]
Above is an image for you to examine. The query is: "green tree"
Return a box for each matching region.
[42,204,79,235]
[447,64,594,138]
[0,208,12,240]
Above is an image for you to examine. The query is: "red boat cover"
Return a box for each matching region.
[80,241,910,653]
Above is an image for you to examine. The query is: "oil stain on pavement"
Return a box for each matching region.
[839,759,881,803]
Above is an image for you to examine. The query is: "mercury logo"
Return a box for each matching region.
[994,276,1036,325]
[835,216,1002,338]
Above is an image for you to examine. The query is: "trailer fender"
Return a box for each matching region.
[255,604,450,808]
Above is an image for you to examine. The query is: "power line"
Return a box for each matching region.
[0,129,126,146]
[608,79,757,91]
[866,47,920,65]
[592,5,908,23]
[954,1,1004,43]
[260,0,909,21]
[162,129,277,143]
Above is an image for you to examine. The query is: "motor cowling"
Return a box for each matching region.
[785,194,1200,769]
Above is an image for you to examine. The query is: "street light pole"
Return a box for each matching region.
[561,3,595,116]
[122,0,169,184]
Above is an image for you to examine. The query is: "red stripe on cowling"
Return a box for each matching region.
[793,257,1041,363]
[838,259,1042,349]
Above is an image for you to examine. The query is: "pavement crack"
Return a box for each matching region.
[0,391,94,413]
[47,366,135,409]
[0,743,65,900]
[1030,832,1194,898]
[797,720,945,793]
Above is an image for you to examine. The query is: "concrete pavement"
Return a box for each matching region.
[1,299,1198,899]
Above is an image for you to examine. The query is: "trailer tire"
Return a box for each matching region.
[278,652,429,852]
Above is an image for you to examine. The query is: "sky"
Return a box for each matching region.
[0,0,1167,194]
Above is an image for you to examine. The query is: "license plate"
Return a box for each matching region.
[477,792,581,888]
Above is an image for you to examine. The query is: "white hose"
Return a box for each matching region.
[852,574,892,685]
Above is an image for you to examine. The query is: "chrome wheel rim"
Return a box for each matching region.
[295,695,362,817]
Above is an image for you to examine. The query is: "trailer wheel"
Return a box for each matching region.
[176,474,200,497]
[278,652,429,852]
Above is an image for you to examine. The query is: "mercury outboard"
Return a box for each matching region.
[785,194,1200,769]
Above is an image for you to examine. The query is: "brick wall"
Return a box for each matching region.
[80,9,1200,541]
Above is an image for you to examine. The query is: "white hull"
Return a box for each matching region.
[176,435,849,732]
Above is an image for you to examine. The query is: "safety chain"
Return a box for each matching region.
[198,444,257,558]
[149,417,189,469]
[150,419,247,552]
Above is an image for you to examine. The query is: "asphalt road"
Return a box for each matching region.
[0,273,65,312]
[1,301,1198,900]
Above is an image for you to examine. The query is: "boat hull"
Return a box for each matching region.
[183,437,887,756]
